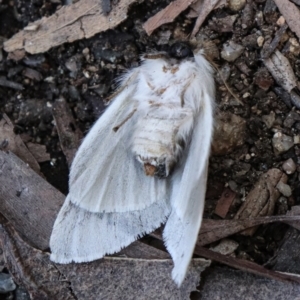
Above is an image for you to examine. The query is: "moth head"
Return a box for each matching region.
[169,42,193,59]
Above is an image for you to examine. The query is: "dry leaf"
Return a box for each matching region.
[4,0,140,54]
[214,187,236,218]
[118,241,171,259]
[191,0,220,37]
[0,151,64,250]
[273,0,300,40]
[143,0,196,36]
[234,168,286,235]
[0,222,74,300]
[263,50,298,93]
[198,215,300,246]
[26,142,50,162]
[52,97,83,166]
[187,0,226,18]
[57,257,210,299]
[0,114,41,174]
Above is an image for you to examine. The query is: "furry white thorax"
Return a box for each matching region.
[50,48,215,287]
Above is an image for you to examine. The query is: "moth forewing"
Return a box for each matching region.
[50,47,215,287]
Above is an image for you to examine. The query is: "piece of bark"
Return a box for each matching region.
[0,76,24,90]
[7,49,26,61]
[214,187,236,218]
[52,97,83,166]
[143,0,197,36]
[57,258,210,299]
[273,0,300,40]
[190,0,220,37]
[4,0,140,54]
[26,142,50,162]
[0,151,64,250]
[263,50,298,93]
[0,222,75,300]
[0,114,41,175]
[261,23,288,59]
[234,169,286,235]
[187,0,226,18]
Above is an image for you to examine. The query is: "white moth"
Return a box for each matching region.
[50,46,215,286]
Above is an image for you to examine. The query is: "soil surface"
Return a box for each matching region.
[1,0,300,298]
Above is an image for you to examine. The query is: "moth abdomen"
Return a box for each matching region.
[132,104,194,178]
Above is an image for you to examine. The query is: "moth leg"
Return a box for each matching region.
[113,108,137,132]
[105,70,139,104]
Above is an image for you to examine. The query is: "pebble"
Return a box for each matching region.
[228,0,246,12]
[276,181,292,197]
[212,112,247,155]
[294,135,300,144]
[283,111,300,128]
[0,273,16,293]
[221,41,244,62]
[282,158,297,174]
[14,286,30,300]
[262,111,275,128]
[257,36,264,47]
[272,132,294,154]
[276,16,285,26]
[210,239,239,255]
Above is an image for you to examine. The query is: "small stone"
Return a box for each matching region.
[276,181,292,197]
[282,158,297,174]
[14,286,30,300]
[283,111,300,128]
[254,68,274,91]
[289,38,300,55]
[294,135,300,144]
[272,132,294,154]
[257,36,264,47]
[212,112,247,155]
[82,47,90,56]
[262,111,275,128]
[210,239,239,255]
[276,16,285,26]
[228,0,246,11]
[208,15,238,33]
[245,153,251,160]
[221,41,244,62]
[0,273,16,293]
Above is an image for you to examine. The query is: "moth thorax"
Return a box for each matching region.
[132,110,187,179]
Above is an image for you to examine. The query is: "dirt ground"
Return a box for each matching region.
[1,0,300,298]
